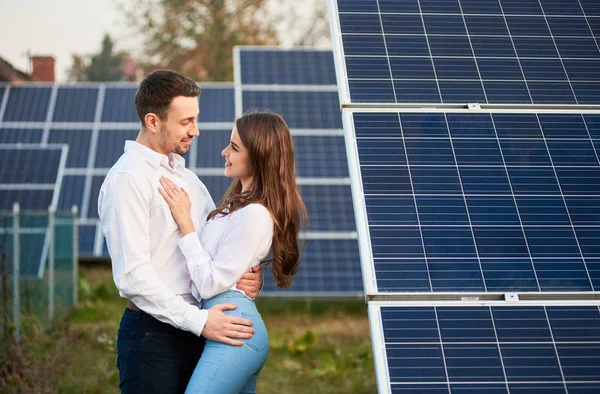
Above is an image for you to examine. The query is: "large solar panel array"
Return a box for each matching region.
[0,47,363,295]
[328,0,600,392]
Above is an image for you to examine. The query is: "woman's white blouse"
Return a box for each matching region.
[178,203,274,300]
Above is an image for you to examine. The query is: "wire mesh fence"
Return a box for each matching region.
[0,204,78,338]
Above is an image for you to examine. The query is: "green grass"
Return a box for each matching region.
[2,266,376,393]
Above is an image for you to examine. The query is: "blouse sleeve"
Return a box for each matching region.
[177,204,273,300]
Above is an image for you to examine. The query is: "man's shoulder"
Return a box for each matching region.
[103,153,156,189]
[107,153,153,177]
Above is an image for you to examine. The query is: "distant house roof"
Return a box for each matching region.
[0,56,31,82]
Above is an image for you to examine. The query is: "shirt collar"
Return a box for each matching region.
[124,140,186,170]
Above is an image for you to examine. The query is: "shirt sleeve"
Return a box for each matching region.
[98,172,207,336]
[178,204,273,300]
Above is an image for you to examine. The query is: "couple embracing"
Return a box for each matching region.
[98,70,307,393]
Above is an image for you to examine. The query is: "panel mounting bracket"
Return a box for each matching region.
[467,103,482,110]
[505,292,519,302]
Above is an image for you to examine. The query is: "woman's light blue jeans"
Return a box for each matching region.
[185,290,269,394]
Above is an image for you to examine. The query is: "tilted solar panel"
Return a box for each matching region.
[239,48,337,85]
[371,302,600,394]
[0,143,68,278]
[330,0,600,105]
[345,111,600,294]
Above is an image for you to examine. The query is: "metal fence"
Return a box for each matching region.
[0,203,78,337]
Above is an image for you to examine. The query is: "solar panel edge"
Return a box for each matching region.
[368,303,393,394]
[342,111,379,295]
[327,0,353,107]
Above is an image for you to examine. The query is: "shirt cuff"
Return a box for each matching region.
[180,303,208,337]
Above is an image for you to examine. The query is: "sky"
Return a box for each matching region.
[0,0,325,82]
[0,0,133,81]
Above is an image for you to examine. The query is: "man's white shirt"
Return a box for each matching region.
[98,140,215,336]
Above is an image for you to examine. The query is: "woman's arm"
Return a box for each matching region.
[178,205,273,299]
[158,177,272,299]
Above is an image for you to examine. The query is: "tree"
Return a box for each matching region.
[67,34,133,82]
[86,34,125,81]
[66,54,87,82]
[121,0,279,82]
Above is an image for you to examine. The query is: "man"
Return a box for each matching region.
[98,70,262,393]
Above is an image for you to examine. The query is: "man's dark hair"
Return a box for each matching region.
[134,70,201,126]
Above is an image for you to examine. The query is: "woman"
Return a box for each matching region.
[158,110,307,393]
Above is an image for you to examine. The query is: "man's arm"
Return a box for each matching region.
[99,172,254,342]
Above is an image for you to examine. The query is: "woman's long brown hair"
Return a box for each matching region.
[208,111,308,288]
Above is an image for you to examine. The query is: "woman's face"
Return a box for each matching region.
[222,126,253,188]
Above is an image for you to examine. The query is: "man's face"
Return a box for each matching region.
[157,96,200,155]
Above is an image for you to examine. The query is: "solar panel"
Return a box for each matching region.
[239,48,337,85]
[2,86,52,122]
[198,85,236,122]
[345,110,600,294]
[0,129,43,143]
[330,0,600,104]
[371,302,600,394]
[0,143,68,278]
[242,91,342,129]
[52,87,98,122]
[235,46,362,295]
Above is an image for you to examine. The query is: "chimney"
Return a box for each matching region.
[31,56,56,82]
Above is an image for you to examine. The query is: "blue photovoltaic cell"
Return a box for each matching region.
[354,111,600,292]
[196,129,231,168]
[293,136,349,178]
[262,239,362,294]
[57,176,85,211]
[0,148,62,184]
[0,190,55,211]
[52,87,98,122]
[0,129,43,143]
[48,129,92,168]
[300,185,356,232]
[78,224,96,256]
[334,0,600,105]
[378,305,600,394]
[242,91,342,129]
[101,87,138,122]
[239,49,337,85]
[198,87,235,122]
[2,86,52,122]
[94,129,139,168]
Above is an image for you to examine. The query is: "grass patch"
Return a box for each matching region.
[2,266,376,393]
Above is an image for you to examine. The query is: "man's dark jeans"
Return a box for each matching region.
[117,307,206,394]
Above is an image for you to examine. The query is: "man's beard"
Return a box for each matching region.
[159,126,190,155]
